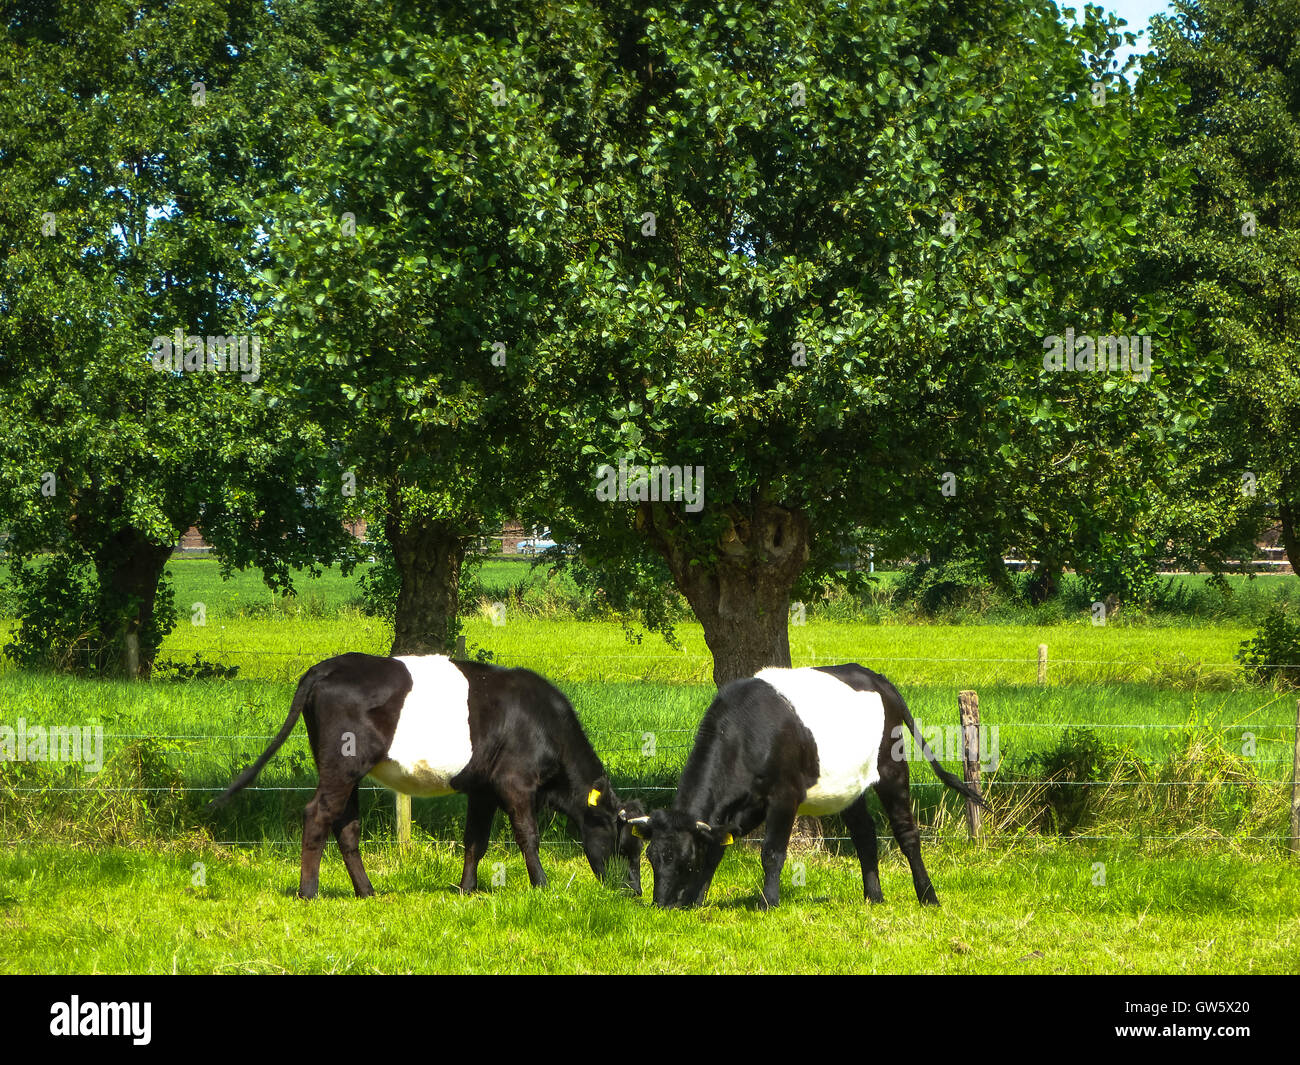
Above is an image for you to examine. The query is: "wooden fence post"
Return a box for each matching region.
[958,690,983,840]
[397,793,412,850]
[455,635,466,658]
[1290,697,1300,855]
[1038,644,1047,686]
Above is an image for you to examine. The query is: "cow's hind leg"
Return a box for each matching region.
[300,778,355,899]
[459,789,498,893]
[842,793,884,903]
[759,800,798,909]
[332,783,373,897]
[876,781,939,906]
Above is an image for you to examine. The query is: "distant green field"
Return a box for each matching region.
[8,554,1297,628]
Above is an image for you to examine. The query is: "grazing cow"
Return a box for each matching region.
[211,653,644,898]
[627,663,986,909]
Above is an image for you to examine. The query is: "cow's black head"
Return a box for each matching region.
[625,809,737,909]
[582,776,645,895]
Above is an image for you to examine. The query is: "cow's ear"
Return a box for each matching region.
[626,816,653,840]
[587,775,612,809]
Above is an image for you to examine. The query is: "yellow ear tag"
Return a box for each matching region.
[587,788,602,807]
[722,833,735,845]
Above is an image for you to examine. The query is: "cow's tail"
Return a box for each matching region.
[891,683,989,809]
[209,669,316,809]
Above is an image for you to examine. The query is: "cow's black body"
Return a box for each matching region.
[211,652,643,897]
[633,663,985,909]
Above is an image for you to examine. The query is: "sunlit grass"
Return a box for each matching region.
[2,841,1296,974]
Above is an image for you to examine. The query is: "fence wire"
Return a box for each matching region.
[3,644,1297,850]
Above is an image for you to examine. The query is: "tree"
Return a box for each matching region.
[533,0,1207,681]
[1144,0,1300,574]
[0,0,375,675]
[249,7,582,654]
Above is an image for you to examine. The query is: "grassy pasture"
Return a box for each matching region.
[2,842,1297,974]
[1,558,1298,973]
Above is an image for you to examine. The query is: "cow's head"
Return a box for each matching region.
[624,809,736,909]
[582,777,645,895]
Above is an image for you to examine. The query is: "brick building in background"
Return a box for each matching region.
[173,519,368,554]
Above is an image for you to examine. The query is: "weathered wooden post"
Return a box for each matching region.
[1037,643,1047,686]
[455,634,466,658]
[1290,697,1300,855]
[397,793,412,850]
[958,690,983,840]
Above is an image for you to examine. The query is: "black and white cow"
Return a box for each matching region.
[211,652,644,898]
[627,663,986,909]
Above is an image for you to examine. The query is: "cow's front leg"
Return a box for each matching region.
[759,801,798,909]
[692,845,727,906]
[499,781,547,887]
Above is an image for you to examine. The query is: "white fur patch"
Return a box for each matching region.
[367,656,472,797]
[753,667,885,816]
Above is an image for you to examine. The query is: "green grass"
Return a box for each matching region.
[8,556,1297,634]
[2,556,1299,973]
[44,612,1265,687]
[2,841,1296,973]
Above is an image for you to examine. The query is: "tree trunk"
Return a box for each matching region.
[387,505,469,657]
[640,502,810,687]
[93,531,173,679]
[985,551,1013,595]
[1278,479,1300,577]
[1027,555,1062,605]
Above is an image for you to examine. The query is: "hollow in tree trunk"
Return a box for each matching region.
[639,502,810,688]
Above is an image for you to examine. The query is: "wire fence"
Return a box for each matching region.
[3,644,1298,850]
[137,646,1300,671]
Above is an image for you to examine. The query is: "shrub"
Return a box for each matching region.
[1003,727,1130,836]
[1,555,99,671]
[152,653,240,681]
[1235,604,1300,687]
[356,541,400,621]
[895,557,996,615]
[2,555,176,675]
